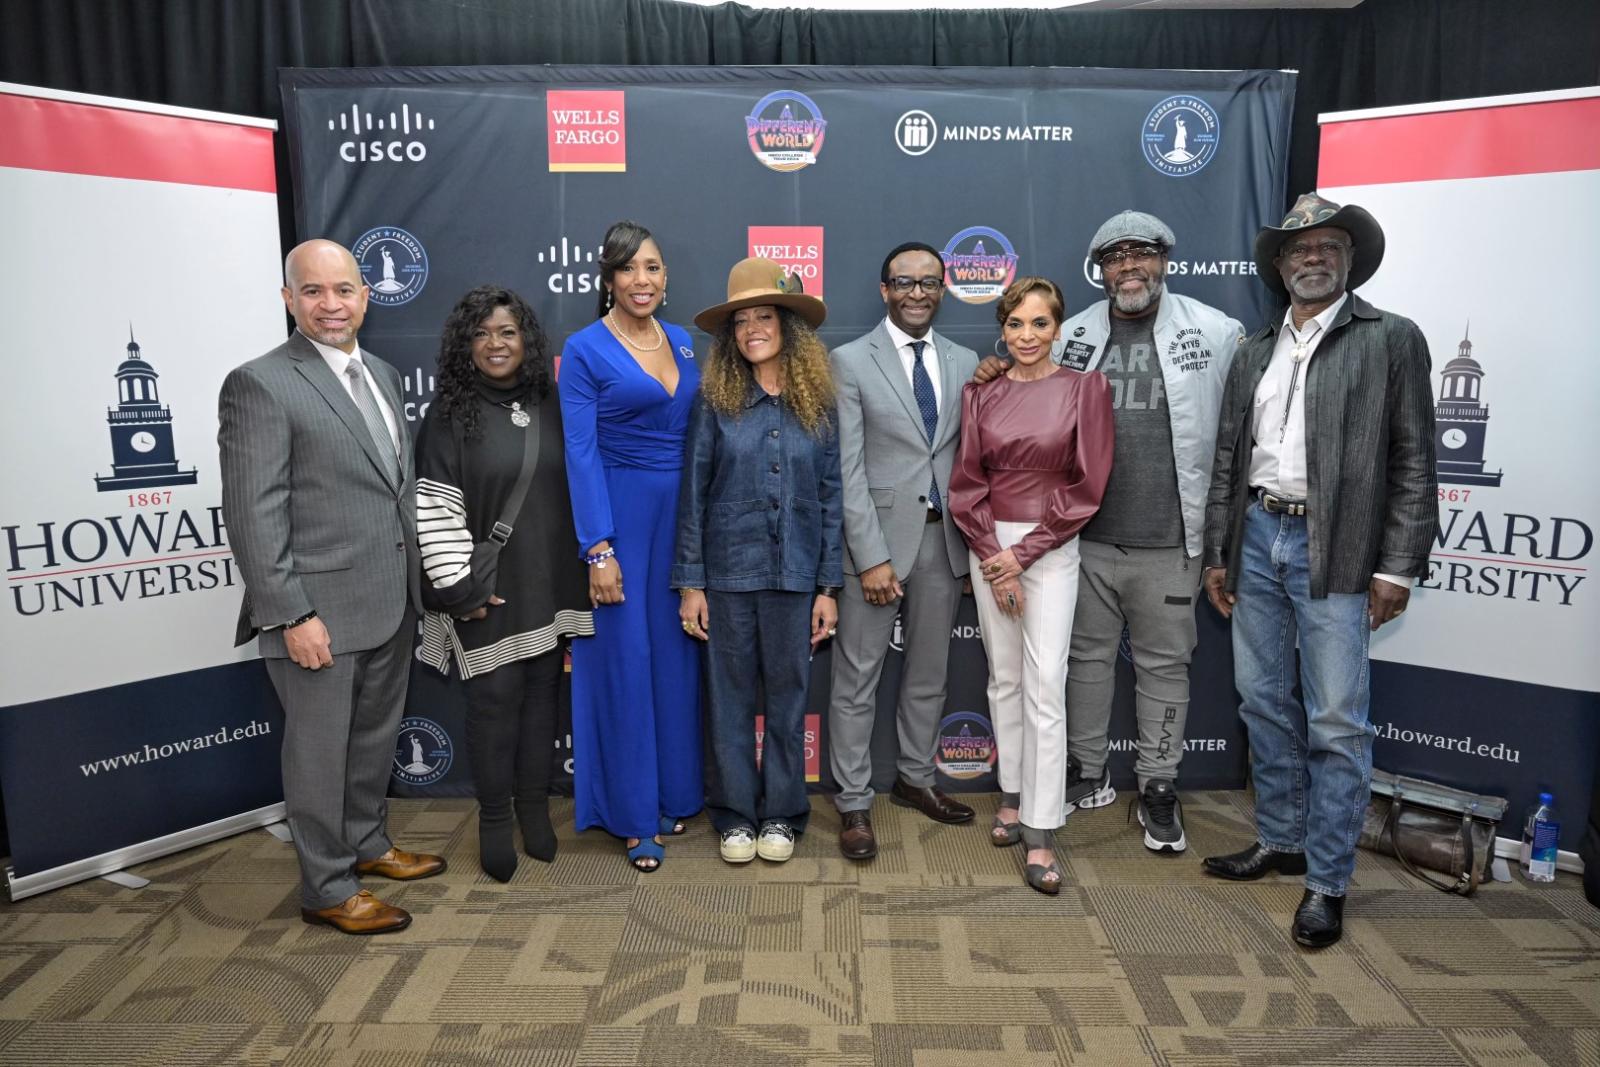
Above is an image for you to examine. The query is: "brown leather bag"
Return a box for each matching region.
[1358,770,1508,895]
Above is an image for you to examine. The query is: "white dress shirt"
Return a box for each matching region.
[884,317,942,512]
[303,330,402,453]
[1245,297,1406,589]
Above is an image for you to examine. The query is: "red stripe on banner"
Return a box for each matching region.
[0,92,275,192]
[1319,98,1600,187]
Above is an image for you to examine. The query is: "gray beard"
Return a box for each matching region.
[1111,277,1164,315]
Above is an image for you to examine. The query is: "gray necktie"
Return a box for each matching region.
[344,360,400,485]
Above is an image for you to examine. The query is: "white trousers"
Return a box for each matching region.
[970,521,1080,830]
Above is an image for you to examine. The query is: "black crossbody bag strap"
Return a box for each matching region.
[487,404,541,547]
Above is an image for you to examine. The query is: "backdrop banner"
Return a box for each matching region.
[280,64,1297,797]
[0,84,287,898]
[1319,88,1600,840]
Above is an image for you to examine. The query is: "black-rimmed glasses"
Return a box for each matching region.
[887,276,945,294]
[1098,245,1163,269]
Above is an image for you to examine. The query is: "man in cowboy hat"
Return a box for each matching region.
[1200,194,1437,947]
[827,240,979,860]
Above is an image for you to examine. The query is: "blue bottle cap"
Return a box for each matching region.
[1538,792,1554,804]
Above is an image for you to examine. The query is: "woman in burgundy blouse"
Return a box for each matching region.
[948,276,1114,894]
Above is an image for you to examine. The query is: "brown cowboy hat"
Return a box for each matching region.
[1253,192,1385,298]
[693,256,826,333]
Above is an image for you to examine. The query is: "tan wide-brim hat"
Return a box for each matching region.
[693,256,826,333]
[1253,192,1385,298]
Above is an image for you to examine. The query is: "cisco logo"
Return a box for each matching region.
[331,102,437,164]
[537,237,602,295]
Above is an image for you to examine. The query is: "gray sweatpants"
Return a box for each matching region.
[1065,540,1200,788]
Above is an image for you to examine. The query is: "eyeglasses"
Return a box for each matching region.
[1280,240,1351,262]
[887,276,945,294]
[1098,245,1163,269]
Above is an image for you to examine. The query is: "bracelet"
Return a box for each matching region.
[816,586,841,599]
[584,548,616,566]
[284,609,318,629]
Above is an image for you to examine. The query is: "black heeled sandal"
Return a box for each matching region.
[991,791,1022,847]
[1020,825,1061,895]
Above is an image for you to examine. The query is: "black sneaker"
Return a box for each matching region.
[1135,778,1186,853]
[1062,755,1116,817]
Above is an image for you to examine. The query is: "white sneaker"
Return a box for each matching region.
[756,822,796,862]
[720,827,756,864]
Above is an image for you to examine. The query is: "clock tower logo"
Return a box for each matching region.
[1433,326,1503,487]
[94,331,199,492]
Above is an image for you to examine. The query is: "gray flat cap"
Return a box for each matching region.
[1088,210,1176,260]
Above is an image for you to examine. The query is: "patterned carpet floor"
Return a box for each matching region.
[1,790,1596,1066]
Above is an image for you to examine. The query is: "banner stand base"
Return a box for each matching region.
[99,870,150,890]
[264,822,293,843]
[1492,835,1585,876]
[4,802,286,902]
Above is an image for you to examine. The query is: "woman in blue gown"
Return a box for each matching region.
[560,220,702,871]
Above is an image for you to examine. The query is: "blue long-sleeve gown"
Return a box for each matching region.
[559,317,703,840]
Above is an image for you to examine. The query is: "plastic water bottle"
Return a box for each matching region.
[1520,792,1559,883]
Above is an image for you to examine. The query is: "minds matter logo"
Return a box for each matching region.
[894,110,938,156]
[941,227,1019,305]
[353,227,428,307]
[746,91,827,172]
[330,101,436,164]
[1142,95,1220,177]
[393,717,453,787]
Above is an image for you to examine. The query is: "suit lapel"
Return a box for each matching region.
[932,331,961,450]
[866,321,923,429]
[287,333,401,491]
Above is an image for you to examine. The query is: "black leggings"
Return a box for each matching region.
[461,650,563,807]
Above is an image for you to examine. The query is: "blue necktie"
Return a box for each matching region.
[910,340,941,515]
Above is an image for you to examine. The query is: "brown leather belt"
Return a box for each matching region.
[1256,488,1307,517]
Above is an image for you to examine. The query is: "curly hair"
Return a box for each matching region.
[700,307,835,435]
[994,275,1066,326]
[433,286,553,440]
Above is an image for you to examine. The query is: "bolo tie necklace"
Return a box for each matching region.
[1279,323,1321,443]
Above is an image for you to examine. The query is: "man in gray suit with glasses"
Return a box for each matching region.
[827,241,979,860]
[219,239,444,935]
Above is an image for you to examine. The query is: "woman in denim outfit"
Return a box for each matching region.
[673,258,843,865]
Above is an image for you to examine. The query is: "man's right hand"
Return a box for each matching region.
[1203,567,1236,619]
[286,616,334,670]
[972,355,1009,383]
[859,562,904,606]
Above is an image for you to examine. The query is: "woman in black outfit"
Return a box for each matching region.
[416,286,594,881]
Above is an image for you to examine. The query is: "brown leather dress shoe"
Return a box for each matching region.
[839,810,878,860]
[300,890,412,935]
[355,847,448,881]
[889,779,975,824]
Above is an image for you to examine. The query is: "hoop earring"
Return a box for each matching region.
[993,337,1009,360]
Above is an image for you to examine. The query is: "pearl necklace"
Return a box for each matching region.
[607,308,665,352]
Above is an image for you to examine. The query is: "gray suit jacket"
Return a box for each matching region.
[830,321,978,579]
[219,331,421,657]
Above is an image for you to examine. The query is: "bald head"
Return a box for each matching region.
[281,239,368,353]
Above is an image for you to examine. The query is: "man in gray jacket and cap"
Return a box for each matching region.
[976,210,1242,852]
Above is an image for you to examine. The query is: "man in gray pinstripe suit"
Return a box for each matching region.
[219,239,444,935]
[1200,195,1437,949]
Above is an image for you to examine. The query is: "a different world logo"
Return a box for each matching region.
[1434,326,1504,487]
[95,329,198,493]
[392,717,453,787]
[941,227,1019,305]
[330,100,436,164]
[746,90,827,172]
[894,109,938,156]
[935,712,998,781]
[353,226,429,307]
[1142,95,1220,177]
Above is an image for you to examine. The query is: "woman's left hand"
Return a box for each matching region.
[810,593,839,649]
[679,588,709,641]
[979,548,1022,585]
[992,578,1025,619]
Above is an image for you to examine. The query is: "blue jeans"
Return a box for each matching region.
[1232,501,1373,896]
[704,590,815,836]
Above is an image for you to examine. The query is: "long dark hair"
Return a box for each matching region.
[594,219,658,319]
[434,285,552,439]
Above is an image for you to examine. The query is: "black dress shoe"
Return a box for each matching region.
[1292,889,1345,948]
[889,779,975,824]
[839,810,878,860]
[1201,842,1309,881]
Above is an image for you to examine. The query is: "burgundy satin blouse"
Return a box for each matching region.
[948,368,1114,569]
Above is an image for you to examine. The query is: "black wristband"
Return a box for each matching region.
[284,610,318,629]
[816,586,841,599]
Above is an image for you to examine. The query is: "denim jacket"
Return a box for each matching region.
[672,387,844,593]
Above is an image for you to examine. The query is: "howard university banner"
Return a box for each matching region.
[1318,88,1600,850]
[0,84,287,898]
[281,64,1296,797]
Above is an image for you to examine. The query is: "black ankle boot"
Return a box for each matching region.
[515,799,557,863]
[478,802,517,882]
